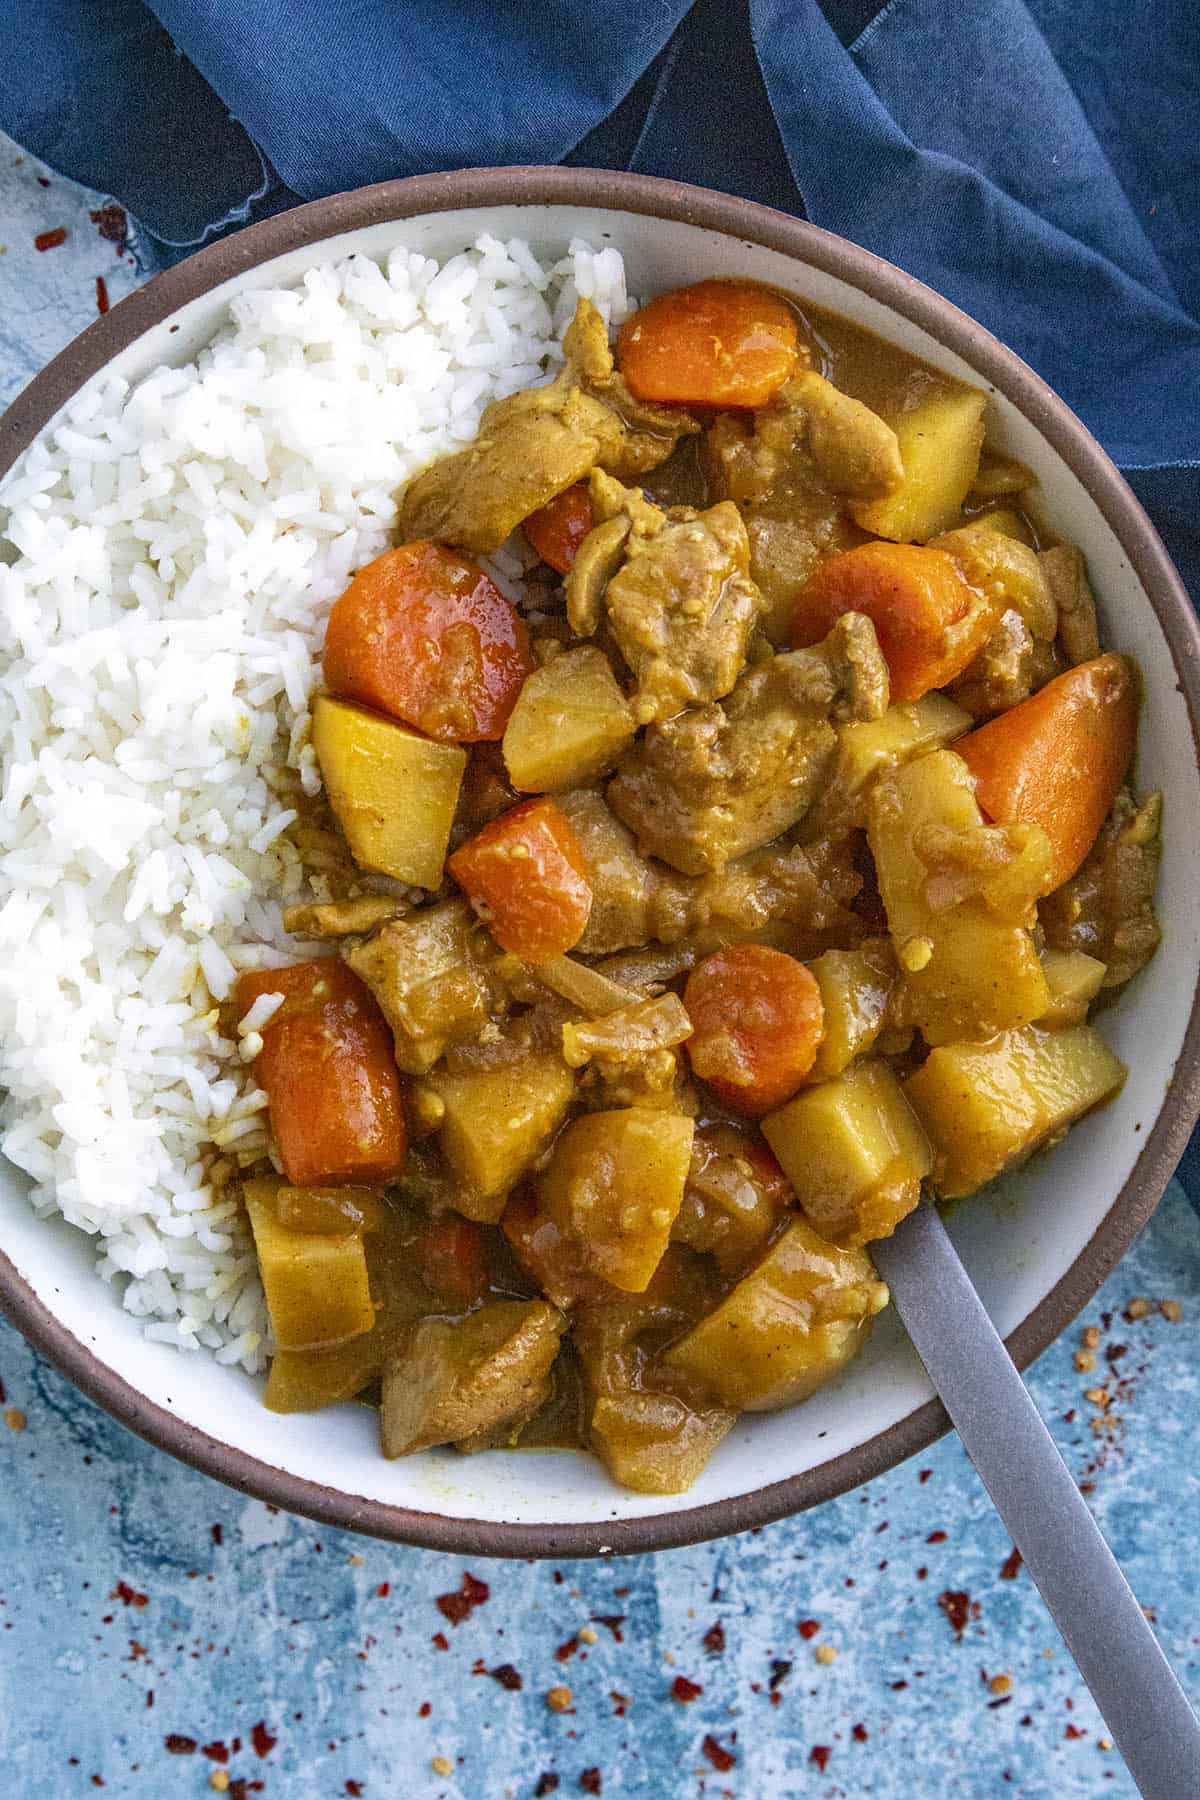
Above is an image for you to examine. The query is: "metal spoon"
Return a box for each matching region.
[872,1200,1200,1800]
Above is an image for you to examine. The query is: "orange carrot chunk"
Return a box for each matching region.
[323,540,533,743]
[792,541,997,704]
[683,945,826,1117]
[616,279,800,409]
[236,961,406,1187]
[956,654,1138,891]
[523,484,594,574]
[414,1214,491,1308]
[448,797,593,961]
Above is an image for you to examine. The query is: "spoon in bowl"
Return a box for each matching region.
[872,1199,1200,1800]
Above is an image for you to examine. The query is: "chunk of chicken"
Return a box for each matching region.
[380,1301,566,1457]
[568,472,765,725]
[282,894,408,939]
[343,897,510,1073]
[1041,789,1162,989]
[396,299,693,554]
[780,372,905,499]
[607,615,889,874]
[1041,544,1101,666]
[560,789,861,954]
[950,609,1039,718]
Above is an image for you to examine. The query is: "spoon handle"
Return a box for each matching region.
[872,1201,1200,1800]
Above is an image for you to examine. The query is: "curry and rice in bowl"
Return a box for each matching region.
[0,235,1161,1496]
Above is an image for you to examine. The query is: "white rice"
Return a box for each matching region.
[0,234,634,1371]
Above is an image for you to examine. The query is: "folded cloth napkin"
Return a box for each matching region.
[3,0,1199,1183]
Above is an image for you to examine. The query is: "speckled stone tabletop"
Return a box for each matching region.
[0,138,1197,1800]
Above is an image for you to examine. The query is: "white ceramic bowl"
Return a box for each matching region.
[2,170,1197,1555]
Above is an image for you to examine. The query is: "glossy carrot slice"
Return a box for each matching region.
[236,960,406,1186]
[616,279,800,408]
[683,945,826,1116]
[793,541,999,704]
[323,540,533,742]
[956,654,1138,890]
[523,484,594,574]
[448,797,592,962]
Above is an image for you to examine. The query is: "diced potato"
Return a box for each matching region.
[905,1023,1127,1199]
[970,455,1034,501]
[380,1300,566,1457]
[502,646,636,792]
[1038,950,1107,1027]
[416,1052,575,1221]
[244,1177,375,1352]
[537,1109,694,1292]
[344,898,505,1074]
[664,1219,889,1410]
[312,693,465,888]
[763,1059,930,1246]
[967,507,1034,544]
[590,1391,734,1494]
[266,1336,382,1413]
[805,692,971,835]
[867,748,1050,1044]
[806,941,897,1083]
[852,379,987,543]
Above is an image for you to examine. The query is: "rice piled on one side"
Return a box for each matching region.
[0,235,632,1371]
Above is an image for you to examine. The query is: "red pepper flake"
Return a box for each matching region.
[376,1582,390,1598]
[229,1783,248,1800]
[145,1692,154,1710]
[579,1770,602,1795]
[553,1570,564,1585]
[250,1721,277,1758]
[891,1679,909,1691]
[418,1702,431,1719]
[769,1659,792,1690]
[701,1735,737,1773]
[431,1632,449,1651]
[436,1571,490,1625]
[164,1735,197,1755]
[1065,1724,1086,1740]
[999,1547,1023,1580]
[35,228,67,252]
[535,1776,560,1797]
[0,1377,6,1403]
[95,276,109,316]
[36,175,50,187]
[989,1696,1013,1710]
[852,1723,868,1743]
[609,1691,631,1717]
[111,1581,148,1609]
[671,1676,702,1703]
[555,1636,579,1663]
[810,1746,832,1772]
[797,1619,820,1640]
[487,1663,522,1691]
[346,1785,364,1798]
[702,1620,725,1655]
[589,1614,624,1642]
[201,1743,229,1764]
[89,203,128,248]
[211,1524,223,1547]
[918,1468,932,1483]
[938,1590,972,1640]
[916,1567,928,1581]
[926,1530,947,1544]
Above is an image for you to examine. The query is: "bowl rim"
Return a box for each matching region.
[1,164,1198,1558]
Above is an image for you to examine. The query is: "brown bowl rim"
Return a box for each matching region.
[1,166,1198,1559]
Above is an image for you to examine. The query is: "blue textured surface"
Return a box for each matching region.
[1,142,1199,1800]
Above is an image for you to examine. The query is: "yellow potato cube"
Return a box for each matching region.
[806,692,971,835]
[1038,950,1107,1027]
[418,1052,576,1222]
[806,942,897,1084]
[312,693,465,889]
[905,1023,1127,1199]
[664,1218,888,1411]
[763,1059,931,1246]
[867,748,1050,1044]
[503,646,635,792]
[852,378,987,542]
[244,1177,374,1352]
[536,1109,693,1292]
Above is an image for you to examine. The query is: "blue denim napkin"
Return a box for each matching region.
[2,0,1198,1192]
